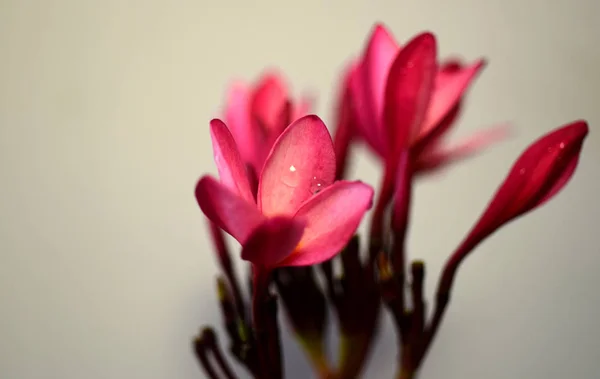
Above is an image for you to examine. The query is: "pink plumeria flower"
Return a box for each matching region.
[351,23,508,175]
[224,71,312,183]
[195,115,374,268]
[444,120,588,280]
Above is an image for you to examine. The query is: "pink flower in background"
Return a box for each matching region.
[196,115,374,268]
[350,23,508,174]
[224,71,312,183]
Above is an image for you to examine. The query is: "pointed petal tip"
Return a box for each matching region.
[209,118,226,129]
[409,31,437,50]
[416,31,436,41]
[567,119,589,137]
[545,119,589,146]
[372,22,392,36]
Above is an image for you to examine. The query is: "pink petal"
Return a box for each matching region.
[195,176,265,244]
[224,82,256,168]
[419,59,486,140]
[414,123,511,174]
[278,180,374,266]
[439,59,464,74]
[351,24,399,155]
[333,63,358,180]
[384,32,437,161]
[258,115,336,216]
[452,120,588,260]
[250,71,288,134]
[271,100,293,140]
[240,216,306,268]
[363,24,400,143]
[209,119,254,203]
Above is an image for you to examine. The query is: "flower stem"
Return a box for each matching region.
[251,266,283,379]
[396,367,416,379]
[208,221,247,320]
[202,328,239,379]
[369,170,394,261]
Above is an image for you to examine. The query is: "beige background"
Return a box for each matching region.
[1,1,599,378]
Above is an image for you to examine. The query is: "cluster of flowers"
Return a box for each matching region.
[192,23,589,379]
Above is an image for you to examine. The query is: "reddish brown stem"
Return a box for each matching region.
[208,221,247,320]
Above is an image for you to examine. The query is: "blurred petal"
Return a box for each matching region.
[439,58,464,74]
[240,216,306,268]
[415,123,511,174]
[209,119,254,203]
[452,120,589,260]
[419,59,486,139]
[258,115,336,216]
[224,82,256,166]
[351,24,399,155]
[384,32,437,159]
[279,181,374,266]
[251,72,288,133]
[195,176,265,244]
[333,63,359,180]
[363,24,400,140]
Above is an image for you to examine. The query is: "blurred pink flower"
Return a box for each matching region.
[196,115,374,268]
[351,23,508,175]
[224,71,311,183]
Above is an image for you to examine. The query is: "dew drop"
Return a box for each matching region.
[519,168,526,175]
[309,176,324,194]
[559,142,565,149]
[281,164,300,188]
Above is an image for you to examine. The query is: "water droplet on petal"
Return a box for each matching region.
[559,142,565,149]
[310,176,324,194]
[281,164,299,188]
[519,168,526,175]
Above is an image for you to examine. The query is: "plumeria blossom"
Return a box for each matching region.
[350,23,508,175]
[193,21,591,379]
[224,71,312,184]
[195,115,374,269]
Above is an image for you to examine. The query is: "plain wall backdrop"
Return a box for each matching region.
[1,1,599,378]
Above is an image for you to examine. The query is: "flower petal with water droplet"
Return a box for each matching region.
[258,115,336,216]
